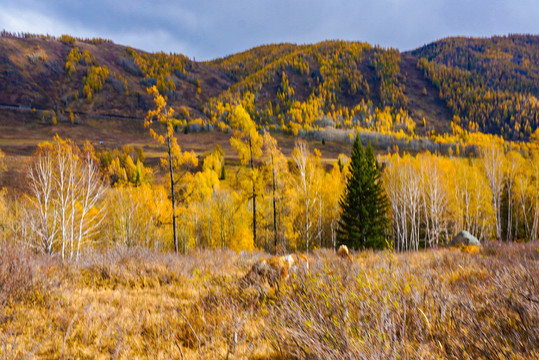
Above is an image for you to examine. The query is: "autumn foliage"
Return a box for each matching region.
[1,31,539,359]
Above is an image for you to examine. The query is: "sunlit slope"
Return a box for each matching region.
[1,33,538,139]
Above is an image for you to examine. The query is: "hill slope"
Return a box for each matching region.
[0,33,538,139]
[0,34,231,120]
[412,35,539,140]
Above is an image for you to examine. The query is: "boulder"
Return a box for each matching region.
[337,244,352,261]
[241,254,309,288]
[449,231,481,246]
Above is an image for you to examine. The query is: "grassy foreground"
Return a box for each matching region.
[0,242,537,359]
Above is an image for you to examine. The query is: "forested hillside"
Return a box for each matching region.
[0,32,230,121]
[2,32,537,139]
[413,35,539,140]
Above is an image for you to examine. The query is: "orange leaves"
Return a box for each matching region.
[145,86,177,142]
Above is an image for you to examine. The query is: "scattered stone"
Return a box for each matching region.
[337,244,352,261]
[449,231,481,247]
[242,254,308,287]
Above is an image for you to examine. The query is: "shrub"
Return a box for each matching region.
[27,51,47,64]
[0,245,49,306]
[270,245,539,359]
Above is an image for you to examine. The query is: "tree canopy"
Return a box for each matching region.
[337,136,389,250]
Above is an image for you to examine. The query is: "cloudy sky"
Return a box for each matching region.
[1,0,537,60]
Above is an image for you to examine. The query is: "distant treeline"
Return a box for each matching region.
[1,29,114,45]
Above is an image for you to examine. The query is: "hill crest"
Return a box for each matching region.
[0,32,538,140]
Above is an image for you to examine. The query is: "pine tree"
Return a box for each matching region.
[337,136,389,250]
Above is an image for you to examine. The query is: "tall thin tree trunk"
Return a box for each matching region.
[272,153,277,253]
[252,181,257,247]
[305,202,309,253]
[208,194,212,248]
[249,137,257,247]
[168,135,178,253]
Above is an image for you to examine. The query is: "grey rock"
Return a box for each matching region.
[449,230,481,246]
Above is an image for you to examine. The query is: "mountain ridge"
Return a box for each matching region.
[0,32,537,140]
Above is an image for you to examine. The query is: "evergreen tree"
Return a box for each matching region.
[337,136,389,250]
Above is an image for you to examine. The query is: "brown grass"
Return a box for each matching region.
[0,244,50,308]
[0,242,537,359]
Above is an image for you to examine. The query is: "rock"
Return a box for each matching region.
[449,231,481,246]
[241,254,309,288]
[337,245,352,261]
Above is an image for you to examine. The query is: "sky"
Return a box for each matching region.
[1,0,538,60]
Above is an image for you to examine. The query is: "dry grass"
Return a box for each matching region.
[0,242,537,359]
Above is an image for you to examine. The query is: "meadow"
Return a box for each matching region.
[1,32,539,360]
[0,242,537,359]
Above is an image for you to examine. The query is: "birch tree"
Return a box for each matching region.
[105,184,170,249]
[420,153,448,248]
[504,151,519,241]
[481,142,506,240]
[290,141,322,252]
[26,136,106,259]
[28,147,57,254]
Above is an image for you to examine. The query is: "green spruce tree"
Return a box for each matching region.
[337,136,389,250]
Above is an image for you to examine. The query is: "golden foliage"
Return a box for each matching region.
[82,65,109,100]
[104,184,170,248]
[24,136,106,260]
[415,35,539,140]
[98,146,152,187]
[127,47,189,94]
[65,47,95,77]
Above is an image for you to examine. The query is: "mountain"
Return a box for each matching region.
[0,33,231,120]
[412,35,539,140]
[207,41,453,135]
[0,32,538,140]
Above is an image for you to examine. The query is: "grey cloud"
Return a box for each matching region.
[0,0,537,60]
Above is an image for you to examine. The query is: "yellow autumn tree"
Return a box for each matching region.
[145,85,197,253]
[178,146,253,251]
[188,153,221,249]
[104,184,171,249]
[512,149,539,240]
[481,141,506,240]
[321,156,348,249]
[262,131,288,252]
[25,136,106,260]
[449,157,494,241]
[289,141,324,252]
[229,104,264,247]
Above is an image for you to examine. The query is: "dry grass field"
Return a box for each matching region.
[0,242,537,359]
